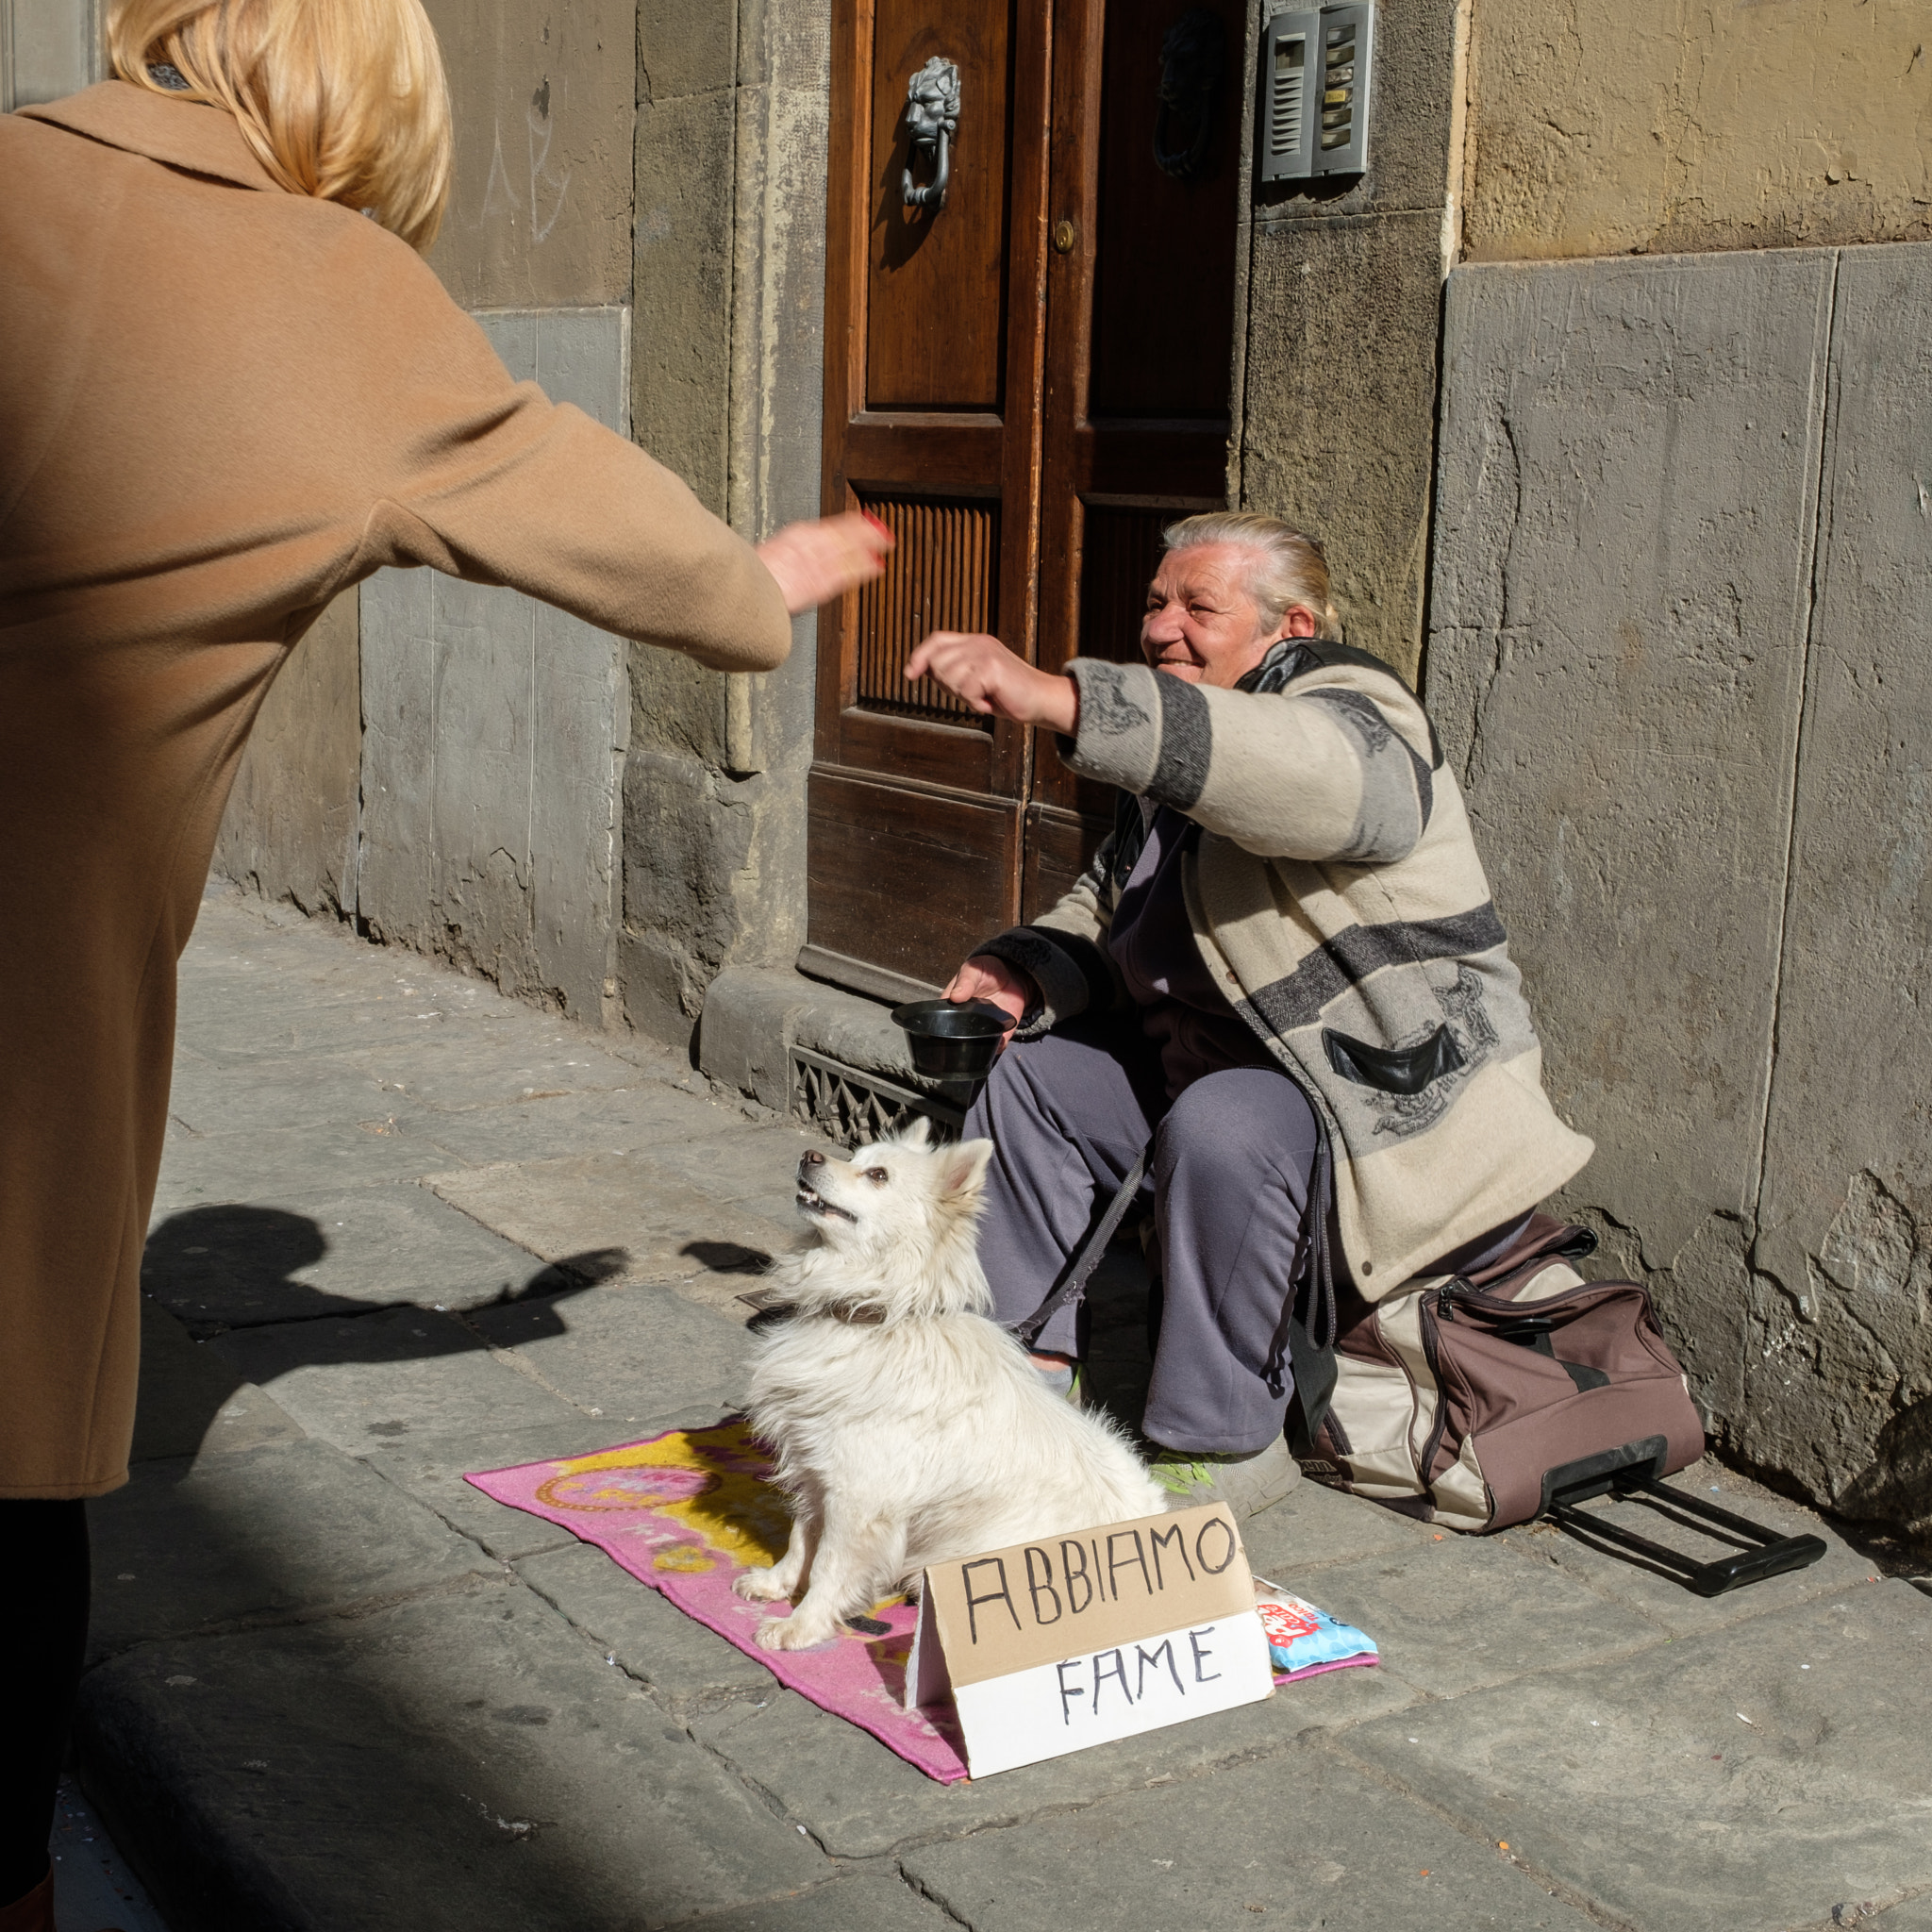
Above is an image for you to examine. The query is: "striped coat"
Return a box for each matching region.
[979,639,1592,1302]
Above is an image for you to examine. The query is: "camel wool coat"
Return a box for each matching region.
[0,83,793,1498]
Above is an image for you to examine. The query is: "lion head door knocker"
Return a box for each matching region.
[1153,8,1226,181]
[902,56,960,214]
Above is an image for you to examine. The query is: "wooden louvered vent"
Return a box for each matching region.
[853,495,1000,726]
[1079,506,1181,667]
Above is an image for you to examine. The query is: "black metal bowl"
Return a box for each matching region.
[890,998,1015,1084]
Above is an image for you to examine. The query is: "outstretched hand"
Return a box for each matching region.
[904,631,1078,733]
[944,953,1036,1039]
[756,511,893,616]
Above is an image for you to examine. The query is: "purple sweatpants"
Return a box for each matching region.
[963,1020,1323,1456]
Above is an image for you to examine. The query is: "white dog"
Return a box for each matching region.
[733,1118,1167,1650]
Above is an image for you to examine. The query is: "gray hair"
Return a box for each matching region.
[1160,511,1341,640]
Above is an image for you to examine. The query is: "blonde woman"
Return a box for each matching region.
[0,5,886,1923]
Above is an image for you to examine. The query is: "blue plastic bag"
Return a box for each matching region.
[1253,1578,1378,1680]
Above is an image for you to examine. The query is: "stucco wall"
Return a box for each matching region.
[1428,242,1932,1537]
[1463,0,1932,262]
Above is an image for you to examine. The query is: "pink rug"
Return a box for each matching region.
[466,1419,972,1782]
[467,1421,1377,1783]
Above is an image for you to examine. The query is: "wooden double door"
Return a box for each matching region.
[805,0,1245,1000]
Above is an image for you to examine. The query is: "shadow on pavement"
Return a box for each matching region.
[77,1206,794,1931]
[132,1205,627,1471]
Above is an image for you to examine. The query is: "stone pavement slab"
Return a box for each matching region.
[678,1873,956,1932]
[75,1580,830,1932]
[1338,1580,1932,1932]
[516,1542,777,1716]
[1241,1474,1445,1580]
[95,889,1931,1932]
[151,1115,456,1214]
[163,1051,403,1138]
[424,1153,801,1301]
[688,1665,1418,1859]
[902,1740,1600,1932]
[143,1183,571,1330]
[1867,1894,1932,1930]
[206,1303,587,1448]
[1507,1460,1888,1637]
[87,1439,491,1660]
[52,1777,170,1932]
[389,1082,746,1166]
[130,1299,306,1463]
[173,978,511,1061]
[336,1031,658,1109]
[464,1280,756,1416]
[1287,1532,1665,1696]
[619,1121,822,1208]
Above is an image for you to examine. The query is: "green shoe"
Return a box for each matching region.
[1148,1435,1300,1520]
[1033,1357,1086,1408]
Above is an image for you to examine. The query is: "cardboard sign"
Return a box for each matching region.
[908,1502,1273,1778]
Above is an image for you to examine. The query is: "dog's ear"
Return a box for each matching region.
[939,1137,994,1197]
[898,1114,935,1149]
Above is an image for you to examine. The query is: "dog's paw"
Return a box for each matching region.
[756,1612,837,1652]
[733,1569,790,1604]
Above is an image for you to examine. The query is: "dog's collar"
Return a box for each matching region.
[822,1302,887,1326]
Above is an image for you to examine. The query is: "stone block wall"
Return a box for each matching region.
[421,0,639,310]
[203,0,831,1049]
[1234,0,1471,684]
[212,595,361,920]
[1427,242,1932,1537]
[621,0,830,1047]
[358,308,632,1026]
[0,0,101,109]
[209,4,643,1029]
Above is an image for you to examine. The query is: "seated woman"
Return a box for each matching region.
[904,513,1592,1518]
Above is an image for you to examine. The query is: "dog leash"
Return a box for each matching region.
[1011,1131,1341,1457]
[1012,1147,1149,1348]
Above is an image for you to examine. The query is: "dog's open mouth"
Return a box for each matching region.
[795,1183,858,1224]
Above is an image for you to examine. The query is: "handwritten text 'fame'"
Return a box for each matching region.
[907,1502,1273,1777]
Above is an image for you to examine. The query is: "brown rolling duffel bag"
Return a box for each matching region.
[1304,1214,1706,1531]
[1299,1213,1827,1594]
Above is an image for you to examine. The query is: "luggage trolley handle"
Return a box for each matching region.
[1538,1438,1829,1600]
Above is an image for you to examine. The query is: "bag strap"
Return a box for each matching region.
[1012,1147,1149,1348]
[1265,1131,1339,1455]
[1457,1211,1598,1293]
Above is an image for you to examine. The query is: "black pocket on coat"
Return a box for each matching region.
[1322,1023,1465,1096]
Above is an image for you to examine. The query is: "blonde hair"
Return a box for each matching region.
[108,0,452,252]
[1161,510,1341,641]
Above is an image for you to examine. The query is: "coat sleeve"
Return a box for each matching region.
[339,242,792,674]
[1058,657,1437,864]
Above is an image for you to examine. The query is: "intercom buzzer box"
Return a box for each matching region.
[1260,3,1373,182]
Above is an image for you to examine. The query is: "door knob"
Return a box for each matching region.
[1052,218,1077,256]
[903,57,960,212]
